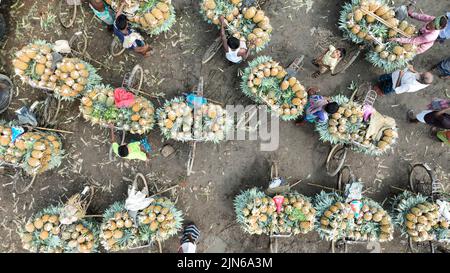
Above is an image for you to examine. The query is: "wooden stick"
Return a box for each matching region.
[307,183,342,192]
[390,185,407,192]
[149,184,180,198]
[83,214,103,218]
[157,240,162,253]
[33,127,74,134]
[360,7,411,38]
[289,180,302,188]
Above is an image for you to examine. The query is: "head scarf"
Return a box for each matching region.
[434,15,448,30]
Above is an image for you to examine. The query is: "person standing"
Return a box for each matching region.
[374,65,433,95]
[390,8,448,54]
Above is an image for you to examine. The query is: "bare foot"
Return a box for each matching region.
[312,71,321,78]
[440,75,450,80]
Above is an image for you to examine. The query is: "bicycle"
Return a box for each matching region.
[325,83,377,176]
[108,64,145,161]
[201,0,270,64]
[58,0,81,29]
[0,74,13,114]
[265,160,302,253]
[407,163,449,253]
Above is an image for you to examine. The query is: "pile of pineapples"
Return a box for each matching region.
[20,206,99,253]
[393,192,449,243]
[137,197,184,242]
[157,96,230,143]
[12,41,101,100]
[339,0,418,72]
[234,188,316,236]
[314,191,394,242]
[241,56,308,121]
[108,0,176,35]
[80,85,155,135]
[316,94,398,155]
[200,0,272,51]
[101,198,183,251]
[100,202,140,251]
[0,122,63,176]
[348,198,394,242]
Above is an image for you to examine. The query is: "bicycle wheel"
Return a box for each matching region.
[58,0,77,28]
[409,164,433,195]
[13,172,37,194]
[350,82,369,104]
[42,96,62,126]
[126,65,144,95]
[337,165,354,192]
[331,239,348,253]
[331,46,362,76]
[202,37,222,64]
[111,36,126,57]
[409,238,434,253]
[326,144,348,177]
[0,74,13,114]
[69,32,87,58]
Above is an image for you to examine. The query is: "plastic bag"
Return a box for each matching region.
[114,88,135,108]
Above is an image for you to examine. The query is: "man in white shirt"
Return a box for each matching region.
[374,65,433,96]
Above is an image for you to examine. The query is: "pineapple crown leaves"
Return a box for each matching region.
[100,201,140,250]
[102,201,127,221]
[390,191,429,234]
[138,196,184,240]
[313,191,351,241]
[21,205,64,252]
[365,50,410,73]
[356,197,393,241]
[434,227,450,243]
[199,0,236,24]
[240,55,304,121]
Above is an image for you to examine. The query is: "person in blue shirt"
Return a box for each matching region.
[113,1,152,57]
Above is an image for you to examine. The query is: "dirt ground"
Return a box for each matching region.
[0,0,449,253]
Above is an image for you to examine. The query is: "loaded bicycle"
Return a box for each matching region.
[323,82,396,177]
[406,163,449,253]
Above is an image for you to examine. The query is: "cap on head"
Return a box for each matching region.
[434,15,448,30]
[115,14,128,30]
[118,145,129,157]
[324,102,339,114]
[227,37,240,50]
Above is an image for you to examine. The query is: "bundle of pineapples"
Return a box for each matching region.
[0,122,64,176]
[234,188,316,236]
[392,191,442,243]
[157,96,230,143]
[241,56,308,121]
[20,205,99,253]
[315,94,398,155]
[137,197,183,243]
[314,191,355,241]
[100,202,140,252]
[339,0,418,72]
[80,85,155,135]
[272,191,316,235]
[200,0,272,52]
[12,41,101,100]
[348,198,394,242]
[234,188,277,235]
[60,220,99,253]
[109,0,176,35]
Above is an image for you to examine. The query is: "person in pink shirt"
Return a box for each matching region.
[390,9,448,54]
